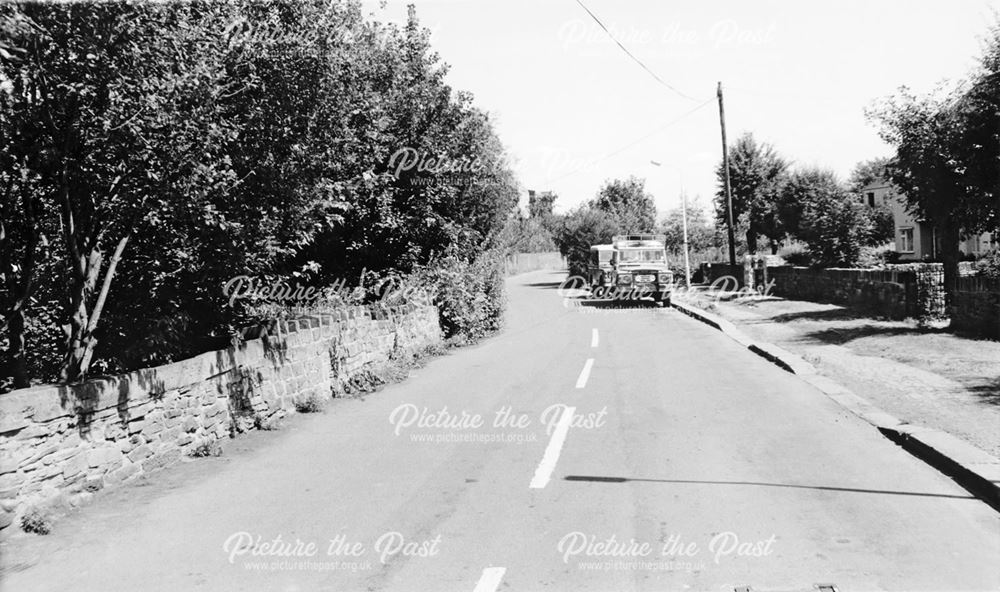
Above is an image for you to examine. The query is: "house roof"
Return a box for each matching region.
[860,179,893,192]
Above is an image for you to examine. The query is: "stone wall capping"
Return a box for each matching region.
[0,303,443,530]
[703,261,996,338]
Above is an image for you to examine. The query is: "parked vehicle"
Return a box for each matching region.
[606,234,673,305]
[587,244,615,289]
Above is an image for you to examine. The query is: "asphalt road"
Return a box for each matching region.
[2,269,998,592]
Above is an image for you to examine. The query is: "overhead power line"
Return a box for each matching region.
[573,0,703,103]
[541,97,714,185]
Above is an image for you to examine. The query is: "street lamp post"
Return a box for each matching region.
[679,189,691,288]
[650,160,691,287]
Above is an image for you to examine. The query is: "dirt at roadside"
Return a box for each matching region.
[681,294,1000,458]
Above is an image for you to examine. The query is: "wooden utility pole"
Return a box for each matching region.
[717,81,737,266]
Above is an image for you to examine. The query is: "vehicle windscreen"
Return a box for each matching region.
[618,249,665,262]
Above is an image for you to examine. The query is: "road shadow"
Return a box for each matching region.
[749,306,935,346]
[562,475,976,501]
[767,307,874,324]
[575,299,661,310]
[965,377,1000,406]
[523,281,567,289]
[801,325,930,346]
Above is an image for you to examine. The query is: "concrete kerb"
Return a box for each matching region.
[670,297,1000,513]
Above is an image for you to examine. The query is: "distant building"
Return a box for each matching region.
[860,180,995,261]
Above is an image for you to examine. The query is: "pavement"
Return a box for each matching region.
[1,269,999,592]
[688,295,1000,459]
[671,291,1000,514]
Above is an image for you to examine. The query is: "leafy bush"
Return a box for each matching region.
[799,196,876,267]
[777,167,889,267]
[552,207,617,278]
[0,1,517,390]
[498,214,557,254]
[659,196,721,256]
[781,245,812,267]
[976,250,1000,279]
[412,252,506,342]
[477,253,507,334]
[857,244,902,267]
[868,202,896,245]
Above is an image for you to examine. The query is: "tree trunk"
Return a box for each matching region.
[745,229,757,255]
[940,220,962,314]
[60,235,129,383]
[60,256,97,383]
[0,193,39,390]
[5,307,29,389]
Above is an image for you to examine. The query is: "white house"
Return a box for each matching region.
[860,180,995,261]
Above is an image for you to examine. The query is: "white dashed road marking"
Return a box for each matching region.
[529,406,576,489]
[591,328,599,347]
[472,567,507,592]
[575,358,594,389]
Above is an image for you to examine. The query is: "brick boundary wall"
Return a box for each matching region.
[0,303,442,531]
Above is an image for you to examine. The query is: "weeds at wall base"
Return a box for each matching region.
[334,342,451,400]
[254,414,285,431]
[294,393,326,414]
[20,508,51,535]
[190,440,224,458]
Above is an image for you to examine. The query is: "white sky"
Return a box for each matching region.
[361,0,998,219]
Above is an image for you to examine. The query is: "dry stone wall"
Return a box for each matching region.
[951,276,1000,339]
[702,262,988,326]
[0,303,441,531]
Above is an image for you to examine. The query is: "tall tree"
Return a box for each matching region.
[869,95,996,300]
[590,176,657,232]
[659,195,718,254]
[0,7,47,388]
[848,157,892,192]
[0,147,48,389]
[847,157,896,246]
[777,167,886,266]
[528,190,558,219]
[497,213,556,254]
[299,5,518,278]
[777,168,845,239]
[869,18,999,304]
[552,206,618,278]
[0,4,212,381]
[952,19,1000,225]
[0,0,519,388]
[714,133,789,255]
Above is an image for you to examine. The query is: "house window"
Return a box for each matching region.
[900,227,914,253]
[867,192,875,207]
